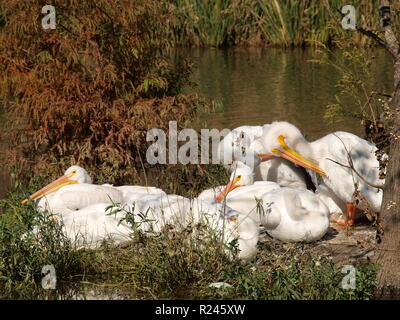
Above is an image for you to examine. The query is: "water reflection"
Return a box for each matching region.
[185,47,393,140]
[2,280,145,300]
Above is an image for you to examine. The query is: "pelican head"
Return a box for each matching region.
[258,122,327,176]
[64,166,92,184]
[215,162,254,202]
[22,165,92,203]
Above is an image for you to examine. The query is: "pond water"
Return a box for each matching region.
[0,47,394,299]
[185,47,393,140]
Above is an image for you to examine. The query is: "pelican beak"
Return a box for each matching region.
[270,135,327,176]
[21,173,78,204]
[215,176,241,202]
[258,153,278,161]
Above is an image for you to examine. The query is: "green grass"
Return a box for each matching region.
[0,186,97,298]
[97,236,377,300]
[169,0,388,47]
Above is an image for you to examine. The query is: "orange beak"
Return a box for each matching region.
[215,176,241,202]
[21,174,78,204]
[258,154,278,161]
[259,135,327,176]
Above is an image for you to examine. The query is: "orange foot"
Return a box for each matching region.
[331,220,349,230]
[331,203,356,231]
[346,202,356,227]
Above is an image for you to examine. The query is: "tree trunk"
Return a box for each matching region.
[375,58,400,295]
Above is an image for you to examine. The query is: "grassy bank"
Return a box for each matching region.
[0,185,378,299]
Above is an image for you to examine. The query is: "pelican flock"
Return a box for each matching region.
[22,121,384,261]
[23,165,259,261]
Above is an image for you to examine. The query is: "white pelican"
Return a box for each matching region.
[59,194,189,248]
[259,121,384,227]
[217,125,316,190]
[29,194,189,249]
[23,165,165,218]
[208,162,329,242]
[260,188,330,242]
[60,202,134,248]
[200,162,281,224]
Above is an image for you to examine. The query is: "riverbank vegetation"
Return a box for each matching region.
[0,0,227,196]
[169,0,393,47]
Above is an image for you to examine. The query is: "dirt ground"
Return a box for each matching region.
[311,223,376,266]
[259,215,377,267]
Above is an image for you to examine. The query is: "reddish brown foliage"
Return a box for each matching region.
[0,0,208,186]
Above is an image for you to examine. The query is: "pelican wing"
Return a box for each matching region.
[62,203,132,248]
[318,131,384,211]
[260,191,282,229]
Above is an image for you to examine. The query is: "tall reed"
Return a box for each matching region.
[169,0,391,47]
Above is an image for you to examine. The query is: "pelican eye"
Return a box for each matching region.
[69,170,77,176]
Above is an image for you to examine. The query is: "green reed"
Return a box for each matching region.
[169,0,387,47]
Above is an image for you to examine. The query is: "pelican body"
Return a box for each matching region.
[25,166,165,218]
[60,194,259,261]
[211,162,330,242]
[316,182,347,222]
[61,203,134,248]
[260,121,384,226]
[260,188,330,242]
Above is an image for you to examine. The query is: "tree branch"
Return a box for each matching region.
[326,134,385,190]
[326,157,385,189]
[333,2,399,60]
